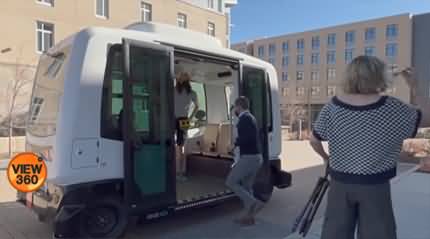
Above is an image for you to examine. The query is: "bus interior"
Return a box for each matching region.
[173,52,239,203]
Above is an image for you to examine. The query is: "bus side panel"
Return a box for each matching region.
[267,67,282,159]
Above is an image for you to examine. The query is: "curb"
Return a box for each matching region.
[391,163,421,184]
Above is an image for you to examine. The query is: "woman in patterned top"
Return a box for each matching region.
[310,55,430,239]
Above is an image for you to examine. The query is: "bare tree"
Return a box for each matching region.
[282,103,306,139]
[4,60,32,157]
[283,104,305,128]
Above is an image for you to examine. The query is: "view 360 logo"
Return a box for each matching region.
[7,153,47,192]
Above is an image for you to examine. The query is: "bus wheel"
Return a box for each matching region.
[79,197,128,239]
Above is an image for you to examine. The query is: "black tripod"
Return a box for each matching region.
[291,164,330,237]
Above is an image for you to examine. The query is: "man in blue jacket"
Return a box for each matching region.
[226,96,265,226]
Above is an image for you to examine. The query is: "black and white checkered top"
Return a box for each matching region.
[313,96,422,184]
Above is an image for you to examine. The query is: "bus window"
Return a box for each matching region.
[242,67,266,130]
[241,68,273,132]
[266,73,273,132]
[101,45,125,140]
[27,48,70,137]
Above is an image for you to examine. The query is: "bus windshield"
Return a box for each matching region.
[27,47,70,137]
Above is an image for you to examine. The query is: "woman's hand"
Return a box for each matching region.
[397,67,417,104]
[398,67,417,89]
[397,67,430,128]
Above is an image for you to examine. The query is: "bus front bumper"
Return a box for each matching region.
[17,183,84,224]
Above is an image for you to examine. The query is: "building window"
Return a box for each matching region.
[328,86,336,96]
[282,56,289,67]
[297,54,304,65]
[345,31,355,46]
[208,22,215,36]
[218,0,223,12]
[296,87,305,96]
[311,53,320,65]
[208,0,214,9]
[268,58,275,65]
[311,87,320,96]
[297,39,305,52]
[311,71,319,81]
[385,43,398,58]
[327,51,336,64]
[177,13,187,28]
[282,72,289,81]
[282,87,288,96]
[345,49,354,64]
[296,71,304,81]
[36,0,54,6]
[312,36,320,50]
[269,44,276,57]
[327,68,336,80]
[141,2,152,22]
[282,41,289,55]
[386,24,398,39]
[365,46,376,56]
[258,46,265,58]
[327,33,336,47]
[96,0,109,18]
[36,21,54,53]
[365,27,376,42]
[29,97,44,122]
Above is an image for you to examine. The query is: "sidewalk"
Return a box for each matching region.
[285,169,430,239]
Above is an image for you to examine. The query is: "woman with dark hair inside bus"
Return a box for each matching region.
[174,71,199,182]
[310,55,430,239]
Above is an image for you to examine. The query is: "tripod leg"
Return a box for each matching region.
[298,179,325,234]
[292,178,324,233]
[302,180,330,237]
[292,178,324,232]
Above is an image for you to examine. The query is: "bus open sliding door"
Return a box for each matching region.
[241,65,273,202]
[122,39,176,212]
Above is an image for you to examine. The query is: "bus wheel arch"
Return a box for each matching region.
[78,196,128,239]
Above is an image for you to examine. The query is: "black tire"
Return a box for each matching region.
[78,197,128,239]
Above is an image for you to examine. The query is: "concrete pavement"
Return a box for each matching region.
[0,141,425,239]
[0,141,329,239]
[285,168,430,239]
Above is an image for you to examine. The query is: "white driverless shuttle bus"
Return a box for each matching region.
[19,22,291,238]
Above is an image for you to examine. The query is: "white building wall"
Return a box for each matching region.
[178,0,238,47]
